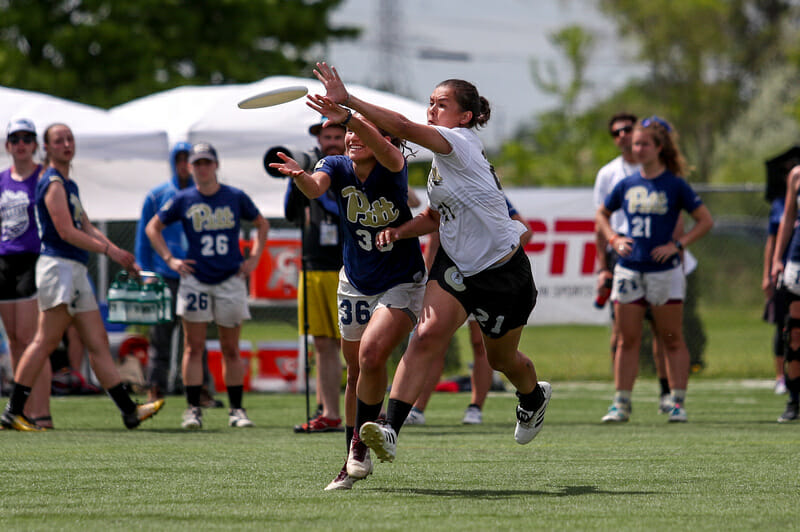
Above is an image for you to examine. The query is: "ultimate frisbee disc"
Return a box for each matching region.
[237,86,309,109]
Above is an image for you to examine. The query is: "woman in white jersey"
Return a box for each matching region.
[312,62,551,469]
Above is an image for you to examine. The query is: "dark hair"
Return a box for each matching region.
[608,112,637,133]
[436,79,491,129]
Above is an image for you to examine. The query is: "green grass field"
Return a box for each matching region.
[3,382,798,531]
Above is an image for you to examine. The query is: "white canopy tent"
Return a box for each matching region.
[111,76,432,217]
[0,86,169,221]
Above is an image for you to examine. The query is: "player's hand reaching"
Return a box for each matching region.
[239,256,259,279]
[306,94,348,125]
[268,152,306,179]
[313,62,349,105]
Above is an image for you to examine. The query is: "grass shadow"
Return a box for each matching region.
[376,485,657,498]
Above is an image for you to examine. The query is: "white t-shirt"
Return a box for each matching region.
[427,126,526,276]
[593,155,639,234]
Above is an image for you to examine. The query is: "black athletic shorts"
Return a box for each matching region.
[429,246,536,338]
[0,252,38,301]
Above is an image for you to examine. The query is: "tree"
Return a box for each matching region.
[0,0,359,108]
[597,0,798,181]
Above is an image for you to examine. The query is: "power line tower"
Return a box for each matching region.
[372,0,412,96]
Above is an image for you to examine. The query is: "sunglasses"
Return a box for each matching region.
[641,116,672,132]
[611,125,633,138]
[7,134,36,145]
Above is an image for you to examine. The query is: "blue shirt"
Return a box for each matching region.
[35,168,89,264]
[318,155,425,295]
[605,169,703,272]
[158,184,260,284]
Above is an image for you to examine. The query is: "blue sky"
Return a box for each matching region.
[326,0,645,148]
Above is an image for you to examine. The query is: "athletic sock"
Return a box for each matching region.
[614,390,632,404]
[786,377,800,403]
[227,385,243,410]
[354,398,383,433]
[671,389,687,405]
[517,383,545,412]
[386,398,413,435]
[107,383,137,415]
[7,382,32,415]
[659,378,671,396]
[345,425,355,454]
[186,385,202,407]
[468,403,482,410]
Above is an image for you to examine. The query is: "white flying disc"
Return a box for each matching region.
[237,86,309,109]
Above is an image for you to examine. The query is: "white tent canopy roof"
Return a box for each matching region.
[111,76,432,218]
[0,85,170,221]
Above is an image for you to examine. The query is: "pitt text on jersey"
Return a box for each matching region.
[186,204,235,232]
[624,186,668,215]
[341,186,399,228]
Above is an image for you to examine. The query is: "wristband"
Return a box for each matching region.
[164,254,173,263]
[673,239,684,251]
[342,109,353,126]
[103,243,109,255]
[609,234,618,246]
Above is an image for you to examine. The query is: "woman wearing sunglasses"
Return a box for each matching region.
[0,119,52,428]
[596,116,713,423]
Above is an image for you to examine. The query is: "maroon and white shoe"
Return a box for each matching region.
[345,434,373,479]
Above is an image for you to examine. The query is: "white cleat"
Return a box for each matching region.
[515,381,552,444]
[359,422,397,462]
[345,436,373,479]
[228,408,255,428]
[181,406,203,429]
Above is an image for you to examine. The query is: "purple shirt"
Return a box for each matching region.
[0,165,42,255]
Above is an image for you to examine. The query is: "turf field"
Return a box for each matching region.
[3,380,797,531]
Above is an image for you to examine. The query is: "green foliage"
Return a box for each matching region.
[0,0,359,107]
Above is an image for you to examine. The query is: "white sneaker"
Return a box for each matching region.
[658,394,673,414]
[346,436,373,479]
[514,381,551,444]
[228,408,254,427]
[775,378,788,395]
[668,404,688,422]
[324,462,358,490]
[601,400,631,423]
[403,408,426,426]
[462,405,483,425]
[181,406,203,429]
[359,421,397,462]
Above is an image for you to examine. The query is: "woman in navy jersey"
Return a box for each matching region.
[1,123,164,431]
[0,119,51,427]
[270,96,426,491]
[771,164,800,422]
[147,142,268,430]
[310,63,551,477]
[597,116,713,423]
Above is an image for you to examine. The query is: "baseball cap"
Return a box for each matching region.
[309,117,346,136]
[7,118,37,137]
[189,142,218,163]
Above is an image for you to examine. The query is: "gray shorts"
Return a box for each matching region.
[177,274,250,328]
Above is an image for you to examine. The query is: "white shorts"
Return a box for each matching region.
[177,274,250,328]
[783,261,800,296]
[611,264,685,306]
[337,269,426,342]
[35,255,98,315]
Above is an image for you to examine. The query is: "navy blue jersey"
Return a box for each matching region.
[770,197,793,264]
[35,168,89,264]
[605,169,703,272]
[786,193,800,264]
[158,184,260,284]
[318,155,425,295]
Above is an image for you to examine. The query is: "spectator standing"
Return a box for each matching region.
[146,143,268,430]
[135,142,220,406]
[1,123,164,431]
[596,116,713,423]
[286,119,346,433]
[0,119,51,427]
[771,164,800,422]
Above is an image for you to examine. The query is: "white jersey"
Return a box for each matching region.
[593,155,639,234]
[427,126,526,276]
